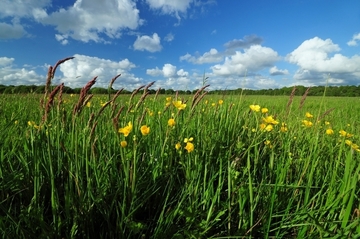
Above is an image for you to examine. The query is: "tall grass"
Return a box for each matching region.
[1,59,360,238]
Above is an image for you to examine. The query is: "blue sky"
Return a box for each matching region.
[1,0,360,90]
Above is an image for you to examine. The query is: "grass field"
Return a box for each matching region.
[1,79,360,238]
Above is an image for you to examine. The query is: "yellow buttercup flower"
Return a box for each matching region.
[261,108,268,113]
[325,128,334,135]
[260,123,266,130]
[185,142,194,153]
[168,118,176,127]
[140,125,150,136]
[86,102,91,107]
[262,116,279,125]
[264,124,274,132]
[339,130,353,138]
[264,140,273,148]
[280,123,288,132]
[305,112,313,118]
[173,100,187,110]
[28,121,41,130]
[302,120,313,128]
[184,137,193,143]
[175,142,181,150]
[118,121,133,137]
[120,140,127,148]
[249,104,260,112]
[218,99,224,105]
[351,143,359,150]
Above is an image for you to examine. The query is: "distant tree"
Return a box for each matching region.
[73,88,82,94]
[90,87,108,94]
[165,89,175,95]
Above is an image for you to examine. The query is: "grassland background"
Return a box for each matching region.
[1,90,360,238]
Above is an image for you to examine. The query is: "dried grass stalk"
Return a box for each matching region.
[44,57,74,98]
[317,108,335,121]
[154,87,161,101]
[109,74,121,90]
[144,81,155,92]
[135,91,150,109]
[111,88,124,102]
[57,83,64,110]
[299,87,311,109]
[42,83,64,122]
[89,121,98,141]
[286,86,297,116]
[126,104,134,114]
[87,113,95,128]
[191,85,210,111]
[129,84,145,103]
[138,109,147,125]
[191,91,208,112]
[73,77,97,116]
[135,81,154,109]
[108,74,121,100]
[97,101,111,118]
[82,94,94,108]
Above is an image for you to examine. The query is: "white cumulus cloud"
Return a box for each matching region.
[0,57,45,85]
[211,45,280,76]
[164,33,174,42]
[224,35,263,49]
[58,54,141,89]
[146,0,192,14]
[34,0,142,43]
[55,34,69,45]
[269,66,289,76]
[146,63,192,90]
[146,63,179,77]
[347,33,360,46]
[0,0,50,18]
[0,57,15,66]
[180,48,223,64]
[287,37,360,85]
[133,33,162,52]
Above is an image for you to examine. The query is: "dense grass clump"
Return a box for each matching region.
[1,59,360,238]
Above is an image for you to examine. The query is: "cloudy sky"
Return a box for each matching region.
[1,0,360,90]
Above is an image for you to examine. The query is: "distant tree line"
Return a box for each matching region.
[1,84,360,97]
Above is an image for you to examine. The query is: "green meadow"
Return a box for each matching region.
[1,67,360,238]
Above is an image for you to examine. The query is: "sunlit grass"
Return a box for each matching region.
[1,61,360,238]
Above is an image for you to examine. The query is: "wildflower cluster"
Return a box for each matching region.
[345,140,360,152]
[28,121,42,130]
[173,100,187,111]
[174,137,195,153]
[260,115,279,132]
[250,105,281,132]
[301,112,314,128]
